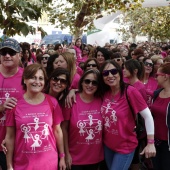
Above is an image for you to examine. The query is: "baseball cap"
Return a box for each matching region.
[0,38,20,52]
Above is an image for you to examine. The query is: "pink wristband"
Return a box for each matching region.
[59,153,65,158]
[148,139,154,144]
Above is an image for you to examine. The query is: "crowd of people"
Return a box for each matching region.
[0,37,170,170]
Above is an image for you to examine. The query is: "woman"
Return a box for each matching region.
[100,60,156,170]
[95,48,110,67]
[62,69,104,170]
[54,52,80,89]
[5,64,66,170]
[123,59,147,101]
[151,63,170,170]
[21,48,34,67]
[54,44,63,54]
[142,57,158,107]
[76,45,89,65]
[73,38,83,62]
[83,58,100,71]
[110,52,124,69]
[46,53,59,77]
[37,53,50,70]
[45,67,71,107]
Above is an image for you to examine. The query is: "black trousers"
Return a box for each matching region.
[0,151,7,170]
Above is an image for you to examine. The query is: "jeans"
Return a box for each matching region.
[152,140,170,170]
[104,145,135,170]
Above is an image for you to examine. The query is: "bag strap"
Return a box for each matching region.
[152,88,163,103]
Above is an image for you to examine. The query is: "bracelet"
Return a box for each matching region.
[59,153,65,158]
[148,139,154,144]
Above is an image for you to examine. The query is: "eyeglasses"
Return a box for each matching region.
[102,68,118,77]
[0,49,17,56]
[83,79,98,86]
[83,49,89,51]
[86,64,97,67]
[114,58,121,62]
[144,62,153,67]
[51,77,67,85]
[155,73,170,78]
[41,57,49,60]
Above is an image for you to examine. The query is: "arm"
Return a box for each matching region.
[139,107,156,158]
[61,121,72,170]
[0,97,17,112]
[65,89,77,108]
[53,124,66,170]
[5,126,15,170]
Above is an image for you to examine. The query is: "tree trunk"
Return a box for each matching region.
[147,33,152,42]
[132,34,136,43]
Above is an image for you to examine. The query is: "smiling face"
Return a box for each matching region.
[123,66,131,78]
[24,69,45,94]
[49,74,67,95]
[96,51,105,65]
[81,73,98,96]
[144,59,153,75]
[103,63,120,88]
[41,54,50,68]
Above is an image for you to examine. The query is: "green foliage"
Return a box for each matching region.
[120,6,170,42]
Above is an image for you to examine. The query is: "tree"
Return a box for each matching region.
[119,6,170,42]
[0,0,143,38]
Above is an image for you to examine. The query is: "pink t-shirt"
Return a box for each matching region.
[0,67,24,151]
[144,77,158,107]
[76,66,83,77]
[76,55,88,66]
[74,46,82,60]
[6,94,63,170]
[101,86,147,154]
[133,80,147,102]
[151,96,170,141]
[70,72,80,90]
[63,94,104,165]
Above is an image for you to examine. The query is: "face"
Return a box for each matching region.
[50,74,67,95]
[144,50,148,57]
[58,46,63,53]
[24,69,45,94]
[86,60,97,70]
[144,59,153,74]
[96,51,105,65]
[156,68,166,86]
[23,50,30,59]
[53,55,67,69]
[0,48,20,68]
[82,73,98,96]
[41,54,50,68]
[103,63,120,88]
[82,47,89,55]
[123,66,131,78]
[75,39,81,47]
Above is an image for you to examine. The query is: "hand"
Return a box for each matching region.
[140,143,156,158]
[3,97,17,110]
[65,153,72,170]
[59,157,66,170]
[65,89,77,108]
[1,139,7,154]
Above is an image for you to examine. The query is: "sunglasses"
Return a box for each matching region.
[83,49,89,51]
[144,62,153,67]
[87,64,97,67]
[155,73,170,78]
[0,49,17,56]
[51,77,67,85]
[83,79,98,86]
[114,58,121,62]
[41,57,49,60]
[102,68,118,77]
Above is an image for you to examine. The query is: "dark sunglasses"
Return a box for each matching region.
[114,58,121,62]
[83,48,89,51]
[51,77,67,85]
[0,49,17,56]
[41,57,49,60]
[87,64,97,67]
[83,79,98,86]
[102,68,118,77]
[144,61,153,67]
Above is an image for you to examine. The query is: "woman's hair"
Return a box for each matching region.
[78,69,101,98]
[22,48,32,62]
[95,47,110,61]
[21,63,47,90]
[54,44,62,51]
[124,59,144,80]
[46,53,59,77]
[143,57,154,76]
[151,55,163,64]
[110,52,122,60]
[100,60,125,96]
[164,56,170,63]
[36,53,43,64]
[45,67,71,107]
[83,58,100,71]
[36,48,43,56]
[159,63,170,75]
[59,52,76,82]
